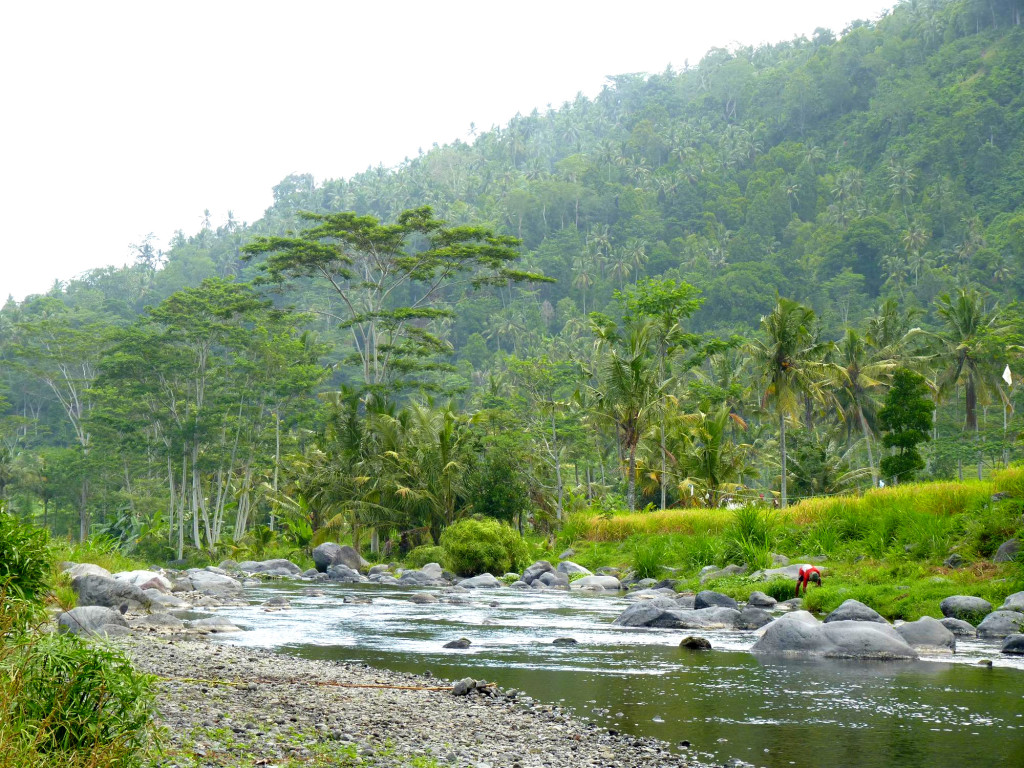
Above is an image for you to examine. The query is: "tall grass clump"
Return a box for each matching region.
[51,534,144,575]
[723,507,778,570]
[1,509,157,767]
[631,536,670,579]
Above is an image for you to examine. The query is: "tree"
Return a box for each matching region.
[242,206,543,396]
[878,368,933,484]
[748,298,839,507]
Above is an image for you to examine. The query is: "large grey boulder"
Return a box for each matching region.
[627,587,679,601]
[895,616,955,653]
[570,575,622,591]
[189,616,242,633]
[312,543,370,573]
[420,562,445,579]
[939,595,993,622]
[752,619,918,660]
[327,564,365,583]
[1001,634,1024,655]
[694,590,738,610]
[749,564,811,582]
[536,571,570,588]
[235,559,302,576]
[137,613,186,632]
[940,617,976,637]
[557,561,592,577]
[64,562,112,580]
[977,610,1024,639]
[824,599,888,624]
[675,607,741,630]
[57,606,129,636]
[522,561,556,585]
[177,569,244,597]
[113,569,172,593]
[613,598,689,628]
[72,574,151,611]
[144,589,190,610]
[993,538,1020,563]
[747,591,777,609]
[736,606,774,630]
[999,591,1024,613]
[459,573,502,589]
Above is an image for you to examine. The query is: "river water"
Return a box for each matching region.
[207,582,1024,768]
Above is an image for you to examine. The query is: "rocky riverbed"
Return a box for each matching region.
[121,634,701,768]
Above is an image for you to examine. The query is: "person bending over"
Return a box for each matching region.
[795,565,822,597]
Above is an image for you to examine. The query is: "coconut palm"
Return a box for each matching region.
[747,298,841,507]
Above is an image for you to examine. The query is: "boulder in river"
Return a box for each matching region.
[824,599,888,624]
[613,598,689,628]
[72,574,151,612]
[57,606,129,636]
[410,593,439,604]
[694,590,738,610]
[189,616,242,633]
[747,591,777,609]
[536,571,570,588]
[312,542,369,573]
[137,613,186,632]
[895,616,955,653]
[235,559,302,576]
[326,564,365,583]
[752,618,918,660]
[522,560,556,585]
[570,575,621,591]
[699,564,747,584]
[939,617,976,637]
[552,637,578,645]
[977,610,1024,639]
[939,595,993,622]
[736,606,774,630]
[443,638,472,649]
[679,636,712,650]
[175,569,244,597]
[459,573,502,589]
[1000,634,1024,655]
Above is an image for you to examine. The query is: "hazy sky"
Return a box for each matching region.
[0,0,897,303]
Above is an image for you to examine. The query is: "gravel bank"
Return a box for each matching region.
[121,635,703,768]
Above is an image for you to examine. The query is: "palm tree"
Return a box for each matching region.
[748,298,840,507]
[678,406,751,508]
[590,318,663,512]
[931,288,1008,479]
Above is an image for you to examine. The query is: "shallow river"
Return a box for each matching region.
[208,582,1024,768]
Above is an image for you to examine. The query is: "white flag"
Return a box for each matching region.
[1003,365,1013,386]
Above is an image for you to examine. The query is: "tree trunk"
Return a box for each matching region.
[627,444,637,512]
[779,411,788,508]
[859,406,877,487]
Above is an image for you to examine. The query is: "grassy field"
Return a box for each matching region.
[542,468,1024,621]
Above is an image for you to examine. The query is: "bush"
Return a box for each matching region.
[631,536,669,580]
[762,578,797,602]
[440,517,529,576]
[405,545,448,570]
[3,632,155,765]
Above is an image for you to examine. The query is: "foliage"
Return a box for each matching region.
[879,368,934,483]
[439,516,529,576]
[0,510,51,624]
[630,536,670,580]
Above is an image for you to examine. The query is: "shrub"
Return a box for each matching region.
[3,632,155,765]
[440,517,529,576]
[763,578,798,602]
[405,545,448,570]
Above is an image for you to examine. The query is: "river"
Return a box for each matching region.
[206,582,1024,768]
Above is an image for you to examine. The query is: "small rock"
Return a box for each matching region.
[443,638,472,649]
[679,636,712,650]
[552,637,578,645]
[452,677,477,696]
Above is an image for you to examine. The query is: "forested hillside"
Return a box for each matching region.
[3,0,1024,560]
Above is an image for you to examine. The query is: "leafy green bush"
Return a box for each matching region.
[440,517,529,576]
[405,545,448,570]
[3,632,155,765]
[723,507,777,569]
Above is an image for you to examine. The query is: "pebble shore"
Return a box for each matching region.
[121,635,704,768]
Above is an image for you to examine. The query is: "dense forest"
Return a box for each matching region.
[3,0,1024,562]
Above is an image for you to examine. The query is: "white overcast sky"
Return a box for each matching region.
[0,0,896,303]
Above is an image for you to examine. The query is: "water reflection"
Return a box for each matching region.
[208,582,1024,768]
